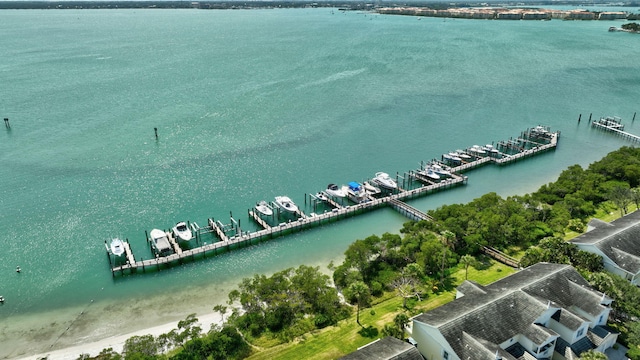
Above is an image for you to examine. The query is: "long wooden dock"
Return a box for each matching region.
[592,117,640,142]
[108,128,560,276]
[388,198,432,221]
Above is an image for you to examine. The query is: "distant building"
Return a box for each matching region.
[408,263,617,360]
[522,11,551,20]
[339,336,423,360]
[571,210,640,285]
[496,11,522,20]
[566,11,597,20]
[598,12,628,20]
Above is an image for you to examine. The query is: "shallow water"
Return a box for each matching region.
[1,7,639,358]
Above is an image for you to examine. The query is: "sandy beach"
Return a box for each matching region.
[17,312,224,360]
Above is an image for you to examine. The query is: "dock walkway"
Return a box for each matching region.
[388,198,432,221]
[109,129,559,276]
[481,246,520,268]
[592,119,640,142]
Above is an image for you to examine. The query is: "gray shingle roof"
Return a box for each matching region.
[551,309,585,331]
[456,280,487,297]
[460,332,518,360]
[571,210,640,274]
[413,263,607,359]
[339,336,424,360]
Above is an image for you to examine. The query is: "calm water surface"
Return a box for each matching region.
[1,7,639,358]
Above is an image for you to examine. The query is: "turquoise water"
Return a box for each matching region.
[1,8,640,358]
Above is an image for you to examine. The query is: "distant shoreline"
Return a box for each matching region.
[0,0,638,11]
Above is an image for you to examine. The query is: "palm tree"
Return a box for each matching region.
[440,230,455,286]
[348,281,370,326]
[460,254,475,280]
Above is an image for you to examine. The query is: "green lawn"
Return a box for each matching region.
[246,260,515,360]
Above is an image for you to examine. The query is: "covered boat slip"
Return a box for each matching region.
[108,127,559,276]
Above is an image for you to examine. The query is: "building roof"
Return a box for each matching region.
[339,336,423,360]
[413,263,608,359]
[571,210,640,274]
[456,280,487,297]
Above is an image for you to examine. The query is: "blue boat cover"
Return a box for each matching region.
[348,181,361,191]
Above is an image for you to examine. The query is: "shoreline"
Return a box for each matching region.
[1,256,343,360]
[16,311,224,360]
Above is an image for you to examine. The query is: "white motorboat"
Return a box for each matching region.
[469,145,486,155]
[255,201,273,216]
[363,181,381,195]
[447,152,462,163]
[372,172,397,190]
[316,192,329,201]
[172,222,193,242]
[430,163,451,177]
[455,150,472,160]
[150,228,172,255]
[442,153,459,165]
[483,144,500,154]
[107,238,125,257]
[275,196,299,213]
[343,182,368,203]
[418,168,441,181]
[325,183,347,198]
[531,125,549,135]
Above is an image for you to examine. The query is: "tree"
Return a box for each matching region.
[122,335,159,360]
[621,22,640,31]
[392,263,423,308]
[174,314,202,350]
[346,281,370,326]
[440,230,455,286]
[393,313,410,340]
[213,304,228,324]
[579,349,608,359]
[459,254,475,280]
[606,183,633,216]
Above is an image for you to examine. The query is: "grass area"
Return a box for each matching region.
[246,260,514,360]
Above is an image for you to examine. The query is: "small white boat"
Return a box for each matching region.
[150,229,172,255]
[275,196,298,213]
[483,144,500,154]
[531,125,549,135]
[430,163,451,177]
[255,201,273,216]
[363,181,381,195]
[316,192,329,201]
[469,145,486,155]
[455,150,472,160]
[372,172,397,190]
[447,152,462,162]
[172,222,193,242]
[107,238,125,257]
[419,168,441,181]
[325,183,347,198]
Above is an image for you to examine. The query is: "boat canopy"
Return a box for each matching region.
[348,181,362,191]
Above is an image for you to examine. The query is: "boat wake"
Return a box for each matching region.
[297,68,367,89]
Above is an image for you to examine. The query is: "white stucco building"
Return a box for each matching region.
[408,263,617,360]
